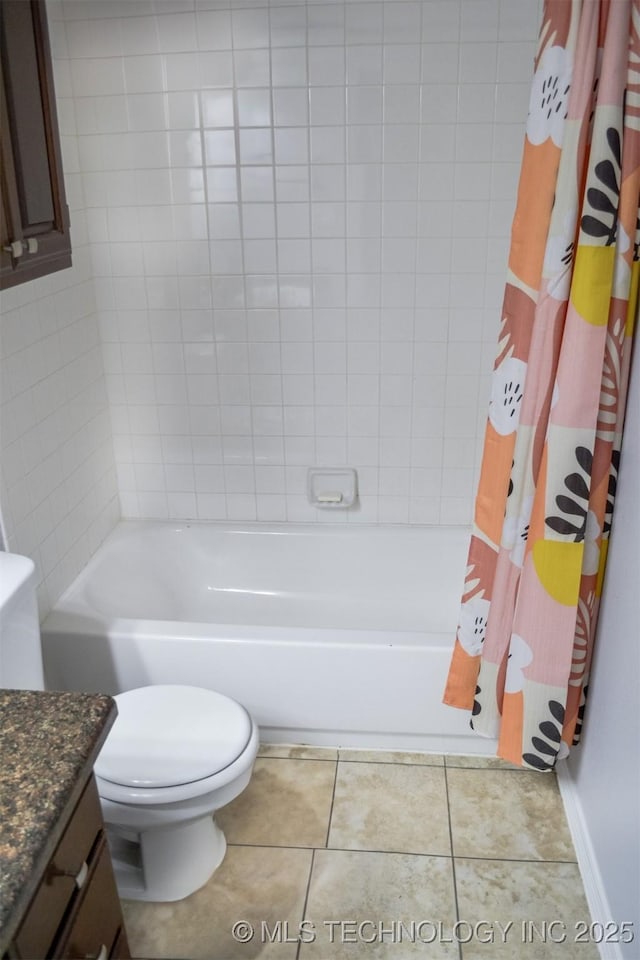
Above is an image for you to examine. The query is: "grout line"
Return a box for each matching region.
[257,753,531,771]
[296,846,316,960]
[337,757,445,768]
[256,753,338,763]
[444,762,536,773]
[443,761,464,960]
[228,3,257,524]
[227,841,452,858]
[324,757,339,849]
[303,0,317,524]
[258,754,445,768]
[265,0,287,525]
[453,854,580,865]
[199,60,227,523]
[225,843,578,866]
[408,0,424,526]
[257,752,339,760]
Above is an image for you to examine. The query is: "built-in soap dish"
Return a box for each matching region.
[307,467,358,509]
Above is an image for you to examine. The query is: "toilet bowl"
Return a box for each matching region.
[94,684,259,902]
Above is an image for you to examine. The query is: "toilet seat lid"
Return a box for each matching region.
[95,685,252,789]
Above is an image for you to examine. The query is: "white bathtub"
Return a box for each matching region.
[42,520,488,752]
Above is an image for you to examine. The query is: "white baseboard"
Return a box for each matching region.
[259,726,498,753]
[557,763,624,960]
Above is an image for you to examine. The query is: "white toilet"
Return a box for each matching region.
[94,683,259,902]
[0,551,259,903]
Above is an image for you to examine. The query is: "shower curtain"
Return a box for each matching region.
[443,0,640,769]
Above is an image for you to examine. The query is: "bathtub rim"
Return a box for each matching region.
[42,609,455,650]
[43,516,472,635]
[40,518,488,753]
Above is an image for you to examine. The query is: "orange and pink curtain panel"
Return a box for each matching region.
[444,0,640,770]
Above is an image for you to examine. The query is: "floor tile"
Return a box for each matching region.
[445,754,524,771]
[216,757,336,848]
[455,858,599,959]
[300,849,458,958]
[338,748,444,766]
[122,844,313,960]
[447,769,576,861]
[328,761,451,856]
[117,752,594,960]
[259,744,338,760]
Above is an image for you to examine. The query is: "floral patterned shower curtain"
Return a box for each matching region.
[443,0,640,770]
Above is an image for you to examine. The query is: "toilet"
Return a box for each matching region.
[0,551,259,904]
[95,683,259,902]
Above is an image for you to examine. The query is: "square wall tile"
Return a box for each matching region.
[46,0,541,528]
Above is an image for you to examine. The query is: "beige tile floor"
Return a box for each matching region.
[122,747,598,960]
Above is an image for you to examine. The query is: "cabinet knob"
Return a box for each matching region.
[74,860,89,889]
[85,945,108,960]
[49,858,89,888]
[3,240,23,258]
[27,237,39,254]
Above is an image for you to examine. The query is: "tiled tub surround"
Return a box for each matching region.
[50,0,542,525]
[122,748,597,960]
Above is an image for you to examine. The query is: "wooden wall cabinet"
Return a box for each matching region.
[5,775,130,960]
[1,0,71,290]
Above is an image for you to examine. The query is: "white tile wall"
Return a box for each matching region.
[0,1,120,617]
[51,0,541,525]
[0,217,119,616]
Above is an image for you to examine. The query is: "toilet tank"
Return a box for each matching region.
[0,552,45,690]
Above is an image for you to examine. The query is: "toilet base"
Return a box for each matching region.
[107,815,227,902]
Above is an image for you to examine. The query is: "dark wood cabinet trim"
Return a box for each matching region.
[0,0,72,290]
[6,775,130,960]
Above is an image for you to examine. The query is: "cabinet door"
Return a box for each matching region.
[53,839,130,960]
[11,778,103,959]
[0,0,71,288]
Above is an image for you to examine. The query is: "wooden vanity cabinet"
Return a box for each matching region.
[6,775,130,960]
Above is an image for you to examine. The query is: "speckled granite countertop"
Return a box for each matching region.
[0,689,117,951]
